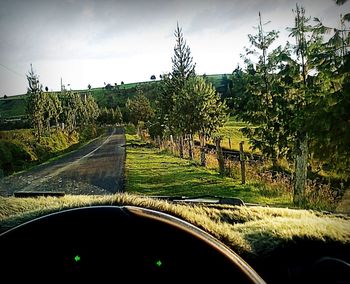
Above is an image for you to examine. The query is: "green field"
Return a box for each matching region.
[215,117,254,152]
[0,97,27,118]
[125,135,292,206]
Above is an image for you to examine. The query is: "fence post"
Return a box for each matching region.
[170,135,175,154]
[200,134,206,166]
[188,134,194,160]
[179,136,184,158]
[239,141,246,184]
[216,137,225,175]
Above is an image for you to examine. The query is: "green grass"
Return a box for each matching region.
[215,118,253,152]
[0,97,27,118]
[125,143,292,206]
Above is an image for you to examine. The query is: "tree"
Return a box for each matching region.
[49,93,62,130]
[88,84,91,90]
[61,92,85,132]
[126,93,154,128]
[286,4,317,205]
[171,23,196,90]
[304,6,350,176]
[155,24,197,137]
[113,106,123,124]
[45,86,48,92]
[26,64,46,142]
[84,95,100,124]
[174,77,228,162]
[234,13,283,167]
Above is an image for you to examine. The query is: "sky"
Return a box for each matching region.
[0,0,348,96]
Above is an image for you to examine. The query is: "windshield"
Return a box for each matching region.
[1,1,350,283]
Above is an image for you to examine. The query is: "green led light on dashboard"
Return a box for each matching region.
[74,255,81,262]
[156,260,162,267]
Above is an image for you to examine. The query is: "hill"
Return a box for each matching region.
[0,74,231,120]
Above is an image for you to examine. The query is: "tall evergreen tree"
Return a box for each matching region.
[235,13,284,167]
[26,64,46,142]
[171,23,196,89]
[154,24,196,139]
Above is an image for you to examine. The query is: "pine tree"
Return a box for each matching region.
[235,13,284,167]
[26,64,46,142]
[171,23,196,89]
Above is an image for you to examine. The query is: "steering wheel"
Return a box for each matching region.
[0,206,266,283]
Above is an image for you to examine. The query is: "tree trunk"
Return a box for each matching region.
[239,141,246,184]
[216,138,225,175]
[200,134,206,167]
[157,135,161,149]
[294,135,308,206]
[55,118,59,131]
[188,134,194,160]
[179,136,184,158]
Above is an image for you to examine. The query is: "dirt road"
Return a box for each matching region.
[0,127,125,196]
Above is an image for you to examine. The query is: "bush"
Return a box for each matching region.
[125,123,137,135]
[0,140,31,175]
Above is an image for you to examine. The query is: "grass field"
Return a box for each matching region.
[0,97,27,118]
[215,117,255,152]
[125,135,292,206]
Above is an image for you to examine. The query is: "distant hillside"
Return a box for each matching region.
[0,74,231,120]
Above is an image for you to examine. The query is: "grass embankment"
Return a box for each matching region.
[125,134,292,206]
[0,126,102,176]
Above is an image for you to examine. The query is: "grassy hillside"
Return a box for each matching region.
[0,96,27,118]
[0,74,230,118]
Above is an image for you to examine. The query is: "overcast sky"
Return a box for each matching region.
[0,0,348,96]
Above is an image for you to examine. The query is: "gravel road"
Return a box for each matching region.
[0,127,125,196]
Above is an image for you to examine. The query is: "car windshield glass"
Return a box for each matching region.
[1,1,350,283]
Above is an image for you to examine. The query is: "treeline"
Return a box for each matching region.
[125,3,349,206]
[226,5,349,204]
[26,65,100,142]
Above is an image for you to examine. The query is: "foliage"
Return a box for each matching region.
[26,64,46,142]
[233,13,290,166]
[173,76,228,137]
[153,25,227,142]
[171,23,196,89]
[126,92,154,126]
[98,107,122,125]
[0,140,31,175]
[229,5,350,204]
